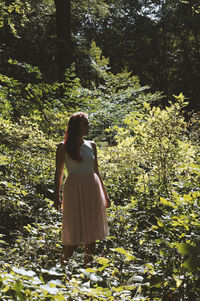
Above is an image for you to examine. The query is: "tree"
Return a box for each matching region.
[54,0,72,81]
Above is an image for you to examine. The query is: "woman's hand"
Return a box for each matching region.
[54,197,62,210]
[105,197,111,208]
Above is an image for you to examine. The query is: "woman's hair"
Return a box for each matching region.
[63,112,88,161]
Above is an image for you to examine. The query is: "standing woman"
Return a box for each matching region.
[54,112,110,266]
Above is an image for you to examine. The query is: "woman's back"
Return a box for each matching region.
[64,140,94,175]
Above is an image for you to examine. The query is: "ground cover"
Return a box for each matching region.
[1,94,200,300]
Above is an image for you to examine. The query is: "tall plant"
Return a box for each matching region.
[99,94,195,204]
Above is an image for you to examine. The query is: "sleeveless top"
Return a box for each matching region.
[64,140,95,175]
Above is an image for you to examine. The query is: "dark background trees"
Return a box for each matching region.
[54,0,72,81]
[0,0,200,109]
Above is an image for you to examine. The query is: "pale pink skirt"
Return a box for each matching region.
[62,172,109,246]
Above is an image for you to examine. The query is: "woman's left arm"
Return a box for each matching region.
[91,141,111,208]
[54,143,65,210]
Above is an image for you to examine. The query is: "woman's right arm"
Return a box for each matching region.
[54,143,65,210]
[91,141,111,208]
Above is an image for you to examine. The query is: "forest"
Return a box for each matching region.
[0,0,200,300]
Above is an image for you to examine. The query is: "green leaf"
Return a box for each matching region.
[174,243,194,255]
[111,247,137,261]
[160,197,175,208]
[157,219,164,227]
[173,275,182,288]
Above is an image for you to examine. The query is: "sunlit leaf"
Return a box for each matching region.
[12,267,36,277]
[111,247,137,261]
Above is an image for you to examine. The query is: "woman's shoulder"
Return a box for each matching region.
[56,142,65,154]
[84,140,96,147]
[84,140,97,154]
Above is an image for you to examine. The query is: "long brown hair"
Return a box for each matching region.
[63,112,88,161]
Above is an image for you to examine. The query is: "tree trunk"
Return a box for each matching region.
[54,0,72,81]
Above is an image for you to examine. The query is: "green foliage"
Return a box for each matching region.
[0,116,56,183]
[1,44,163,143]
[0,61,89,137]
[1,0,200,110]
[100,94,196,202]
[84,42,163,140]
[1,58,200,299]
[180,0,200,14]
[126,101,192,193]
[0,0,29,36]
[1,0,200,298]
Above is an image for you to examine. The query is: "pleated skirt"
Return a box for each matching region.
[62,172,109,246]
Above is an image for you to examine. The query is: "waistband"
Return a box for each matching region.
[68,171,94,175]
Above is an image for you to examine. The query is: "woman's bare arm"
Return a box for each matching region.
[54,143,65,210]
[91,141,111,208]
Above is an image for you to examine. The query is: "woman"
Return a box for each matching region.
[54,112,110,266]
